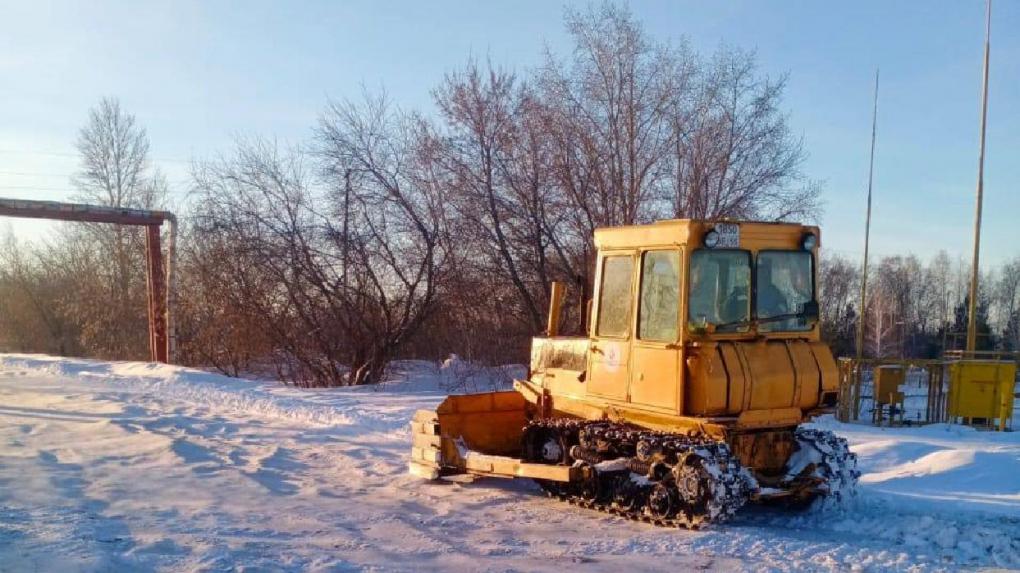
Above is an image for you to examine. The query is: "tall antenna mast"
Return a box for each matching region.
[856,69,880,360]
[966,0,992,353]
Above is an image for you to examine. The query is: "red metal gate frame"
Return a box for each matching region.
[0,198,177,363]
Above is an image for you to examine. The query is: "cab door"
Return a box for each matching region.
[587,252,634,401]
[629,249,682,412]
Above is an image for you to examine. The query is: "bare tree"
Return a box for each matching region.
[188,121,440,387]
[74,98,158,206]
[187,93,447,386]
[538,3,676,236]
[0,232,82,355]
[431,60,579,335]
[817,253,859,357]
[174,218,276,377]
[55,97,168,359]
[671,48,820,221]
[995,257,1020,351]
[927,250,954,350]
[865,289,901,359]
[314,93,448,384]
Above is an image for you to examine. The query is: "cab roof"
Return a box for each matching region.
[592,219,820,251]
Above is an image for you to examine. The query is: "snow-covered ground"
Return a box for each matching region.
[0,354,1017,572]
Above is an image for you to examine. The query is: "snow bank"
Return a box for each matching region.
[0,354,521,431]
[0,353,367,427]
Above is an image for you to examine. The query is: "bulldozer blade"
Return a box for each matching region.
[408,390,534,481]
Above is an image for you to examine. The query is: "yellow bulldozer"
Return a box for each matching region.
[409,219,858,528]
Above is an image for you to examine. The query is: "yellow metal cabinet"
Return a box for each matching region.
[874,366,905,405]
[947,360,1017,430]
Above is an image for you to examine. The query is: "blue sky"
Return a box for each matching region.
[1,0,1017,266]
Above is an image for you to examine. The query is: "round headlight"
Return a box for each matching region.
[704,229,720,249]
[801,232,818,251]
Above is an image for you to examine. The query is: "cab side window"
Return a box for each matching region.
[638,250,680,342]
[596,255,633,337]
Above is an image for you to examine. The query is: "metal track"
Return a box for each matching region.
[523,419,756,529]
[787,427,860,503]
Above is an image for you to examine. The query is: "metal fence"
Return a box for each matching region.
[837,355,1019,429]
[837,358,947,425]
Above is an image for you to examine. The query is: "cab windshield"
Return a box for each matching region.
[688,249,815,333]
[688,250,751,333]
[756,250,814,332]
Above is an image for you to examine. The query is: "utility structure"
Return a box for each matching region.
[966,0,992,352]
[0,197,177,363]
[838,2,1015,431]
[856,68,880,361]
[848,70,880,421]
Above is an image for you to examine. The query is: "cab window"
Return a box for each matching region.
[688,249,751,333]
[638,250,680,342]
[596,255,633,337]
[757,250,814,332]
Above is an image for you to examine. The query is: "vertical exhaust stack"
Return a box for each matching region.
[575,274,588,334]
[547,281,564,337]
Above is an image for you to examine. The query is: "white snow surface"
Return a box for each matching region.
[0,353,1018,572]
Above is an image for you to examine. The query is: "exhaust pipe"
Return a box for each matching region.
[547,281,564,337]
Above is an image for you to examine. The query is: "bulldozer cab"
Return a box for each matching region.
[590,220,820,341]
[536,219,837,428]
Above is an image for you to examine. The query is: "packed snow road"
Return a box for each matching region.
[0,354,1017,572]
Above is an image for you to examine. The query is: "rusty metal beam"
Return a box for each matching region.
[0,197,169,226]
[0,196,176,364]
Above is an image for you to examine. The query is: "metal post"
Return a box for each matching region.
[576,274,588,334]
[850,71,880,423]
[165,214,178,364]
[145,230,156,361]
[967,0,992,353]
[145,224,169,363]
[926,366,935,423]
[856,69,880,361]
[547,281,564,337]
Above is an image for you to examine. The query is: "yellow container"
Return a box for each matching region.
[947,360,1017,430]
[874,365,905,405]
